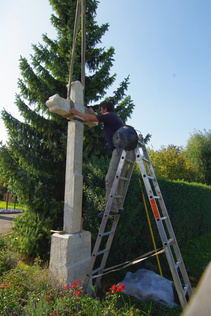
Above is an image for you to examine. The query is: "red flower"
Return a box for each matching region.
[118,283,125,292]
[77,280,82,284]
[65,285,69,290]
[111,284,117,293]
[111,283,125,293]
[72,280,77,289]
[75,290,81,295]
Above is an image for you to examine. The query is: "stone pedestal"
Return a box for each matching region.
[49,231,91,285]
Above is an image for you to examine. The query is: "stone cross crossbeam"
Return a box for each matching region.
[46,81,96,127]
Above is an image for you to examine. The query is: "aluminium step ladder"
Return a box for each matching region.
[83,136,193,308]
[135,136,193,308]
[83,150,136,293]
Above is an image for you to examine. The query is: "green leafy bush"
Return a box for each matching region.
[0,236,18,276]
[11,211,54,260]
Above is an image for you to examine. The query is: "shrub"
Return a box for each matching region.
[0,261,143,315]
[0,236,18,276]
[0,258,52,314]
[11,211,53,260]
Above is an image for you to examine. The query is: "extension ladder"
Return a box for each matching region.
[83,136,193,308]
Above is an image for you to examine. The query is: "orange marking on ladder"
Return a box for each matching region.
[150,198,160,219]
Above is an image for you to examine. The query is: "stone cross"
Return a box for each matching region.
[46,81,96,233]
[46,81,96,284]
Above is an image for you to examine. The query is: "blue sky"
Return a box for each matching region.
[1,0,210,149]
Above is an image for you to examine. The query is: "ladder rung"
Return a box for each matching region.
[138,140,144,146]
[97,249,108,256]
[168,238,175,245]
[114,195,123,199]
[142,157,149,162]
[160,216,168,221]
[183,283,189,296]
[154,195,161,199]
[125,158,134,163]
[148,175,155,180]
[119,176,128,181]
[175,260,181,270]
[91,267,102,276]
[164,238,175,246]
[102,231,112,237]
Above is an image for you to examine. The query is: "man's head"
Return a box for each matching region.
[100,101,114,113]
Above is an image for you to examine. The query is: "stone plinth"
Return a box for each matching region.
[49,231,91,285]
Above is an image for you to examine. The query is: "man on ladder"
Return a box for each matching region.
[70,100,134,216]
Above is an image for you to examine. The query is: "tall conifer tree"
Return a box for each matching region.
[0,0,134,257]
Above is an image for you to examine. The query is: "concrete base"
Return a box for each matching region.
[49,230,91,285]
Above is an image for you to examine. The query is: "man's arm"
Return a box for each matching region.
[70,108,99,122]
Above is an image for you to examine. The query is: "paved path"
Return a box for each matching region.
[0,211,22,235]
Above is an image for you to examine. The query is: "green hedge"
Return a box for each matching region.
[82,157,211,270]
[158,178,211,243]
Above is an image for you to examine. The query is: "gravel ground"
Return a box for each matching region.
[0,209,22,214]
[0,210,22,234]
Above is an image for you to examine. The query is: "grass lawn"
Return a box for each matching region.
[0,200,27,210]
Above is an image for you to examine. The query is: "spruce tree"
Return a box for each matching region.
[0,0,135,258]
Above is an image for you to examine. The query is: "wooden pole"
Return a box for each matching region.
[6,191,9,210]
